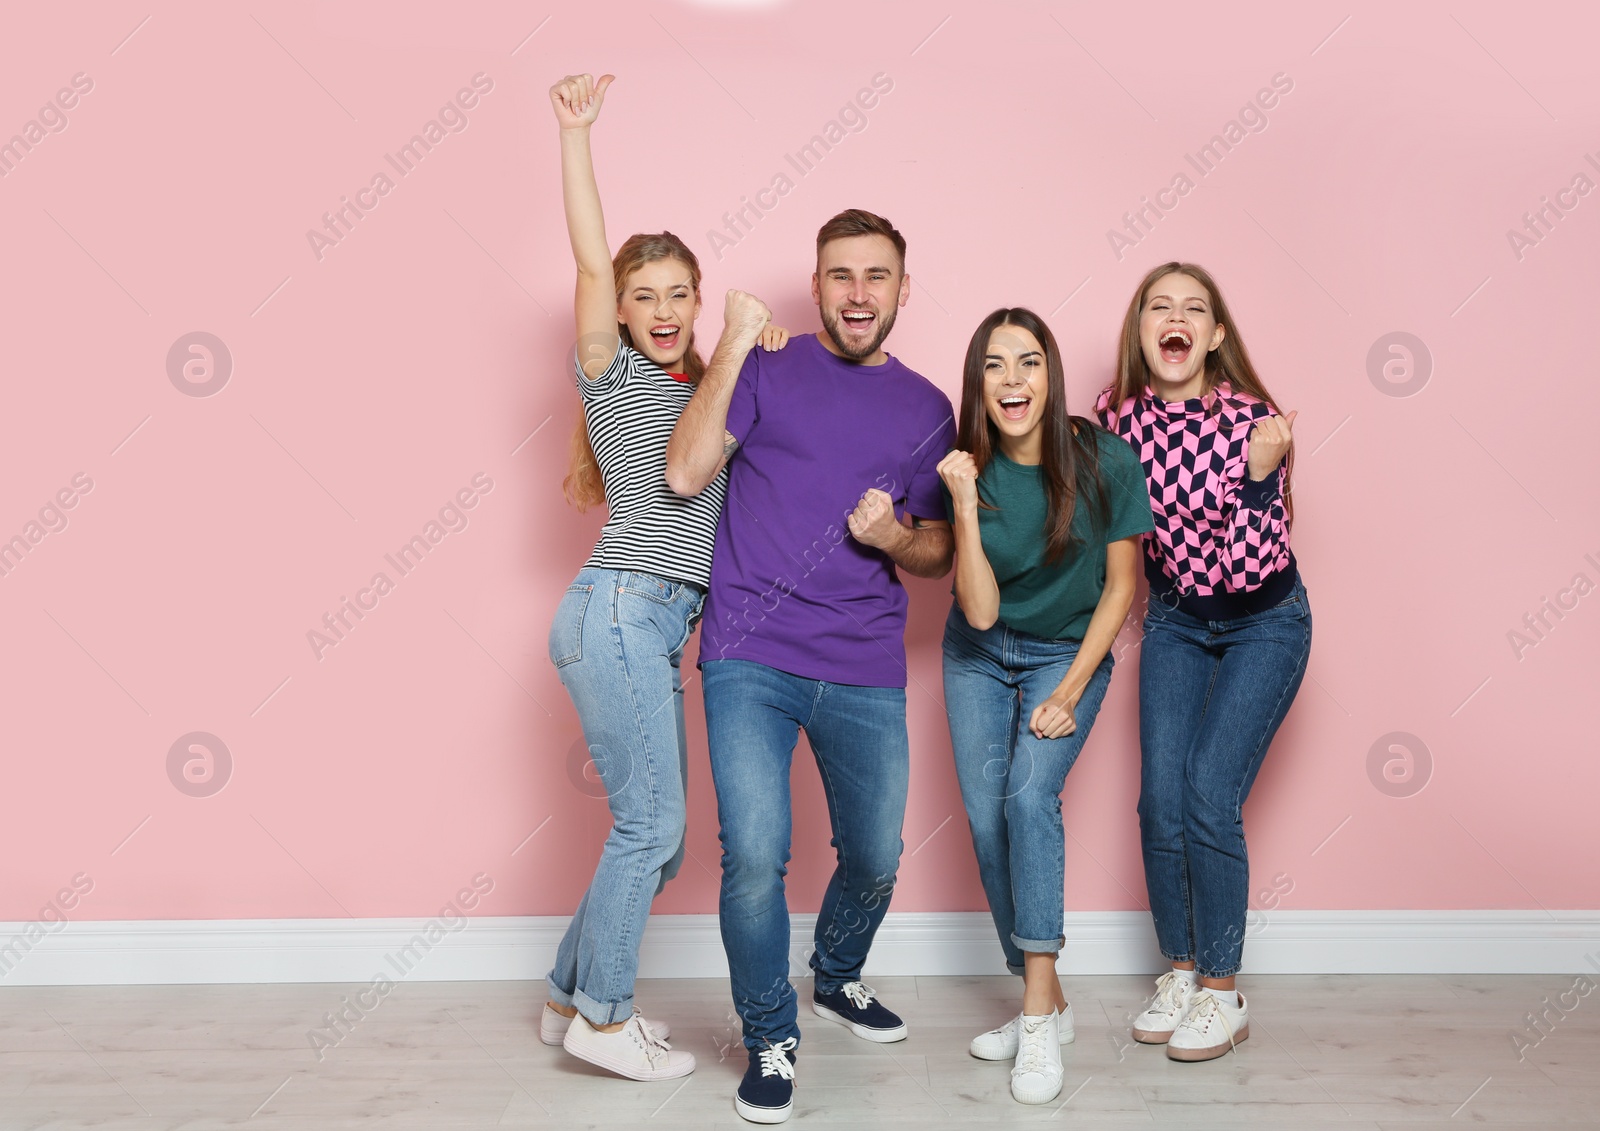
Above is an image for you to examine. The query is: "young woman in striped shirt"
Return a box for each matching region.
[1098,263,1311,1062]
[542,72,785,1082]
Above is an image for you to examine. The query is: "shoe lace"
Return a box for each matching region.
[1149,971,1190,1015]
[1176,993,1240,1052]
[757,1037,798,1080]
[631,1010,672,1062]
[1013,1015,1052,1075]
[842,982,875,1011]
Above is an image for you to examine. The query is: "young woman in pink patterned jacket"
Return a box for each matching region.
[1097,262,1310,1063]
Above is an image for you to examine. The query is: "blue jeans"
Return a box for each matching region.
[545,566,704,1026]
[1138,576,1312,979]
[702,658,909,1051]
[941,604,1116,974]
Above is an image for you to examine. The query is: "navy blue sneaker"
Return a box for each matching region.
[735,1038,797,1124]
[811,981,907,1043]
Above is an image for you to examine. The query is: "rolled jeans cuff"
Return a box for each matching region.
[573,985,634,1029]
[545,975,575,1008]
[1011,932,1064,956]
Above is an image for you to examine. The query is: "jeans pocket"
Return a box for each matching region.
[549,584,593,668]
[1266,582,1309,617]
[617,572,680,605]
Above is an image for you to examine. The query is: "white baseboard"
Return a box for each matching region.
[1,911,1596,986]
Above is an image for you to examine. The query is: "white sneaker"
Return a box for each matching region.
[1009,1011,1064,1105]
[969,1002,1076,1059]
[562,1009,695,1080]
[1131,970,1198,1043]
[540,1002,669,1046]
[1167,989,1249,1061]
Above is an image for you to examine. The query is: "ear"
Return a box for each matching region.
[898,272,911,308]
[811,271,821,307]
[1210,323,1227,351]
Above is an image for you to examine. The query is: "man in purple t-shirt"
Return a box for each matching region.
[666,209,955,1124]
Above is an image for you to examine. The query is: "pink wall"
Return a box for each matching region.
[2,0,1595,929]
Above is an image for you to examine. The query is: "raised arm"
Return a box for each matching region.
[937,450,998,626]
[1220,408,1295,586]
[847,493,954,580]
[550,72,619,377]
[664,289,772,496]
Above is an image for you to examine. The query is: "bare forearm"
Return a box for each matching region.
[665,328,755,495]
[559,127,610,277]
[880,519,953,580]
[950,507,999,628]
[1051,580,1134,700]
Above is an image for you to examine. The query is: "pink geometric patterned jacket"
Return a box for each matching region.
[1096,381,1291,600]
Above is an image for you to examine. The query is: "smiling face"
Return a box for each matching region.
[813,233,908,363]
[1139,272,1226,392]
[982,324,1049,459]
[617,257,701,370]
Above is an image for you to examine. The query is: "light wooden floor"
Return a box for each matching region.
[1,974,1595,1128]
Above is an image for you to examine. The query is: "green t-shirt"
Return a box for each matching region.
[943,428,1155,641]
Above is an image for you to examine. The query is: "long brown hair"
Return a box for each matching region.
[563,231,707,511]
[1104,261,1294,523]
[957,308,1109,565]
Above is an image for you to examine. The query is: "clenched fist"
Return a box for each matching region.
[1247,409,1297,482]
[724,289,772,350]
[847,488,900,550]
[936,450,980,515]
[1029,690,1080,740]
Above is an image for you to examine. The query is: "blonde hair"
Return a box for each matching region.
[563,232,706,511]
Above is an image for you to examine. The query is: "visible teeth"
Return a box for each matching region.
[1000,396,1028,405]
[651,327,676,336]
[1160,330,1191,347]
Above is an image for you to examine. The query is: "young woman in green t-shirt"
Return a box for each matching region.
[936,307,1154,1105]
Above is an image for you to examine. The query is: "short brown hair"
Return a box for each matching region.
[815,208,906,272]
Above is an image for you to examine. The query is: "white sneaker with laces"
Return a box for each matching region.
[1009,1011,1064,1105]
[969,1002,1076,1060]
[1166,989,1249,1061]
[540,1002,669,1046]
[562,1009,695,1080]
[1131,970,1199,1043]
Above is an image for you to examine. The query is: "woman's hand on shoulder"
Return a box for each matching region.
[759,323,789,351]
[550,73,614,130]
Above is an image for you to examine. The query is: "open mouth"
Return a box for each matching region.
[840,308,876,334]
[996,394,1032,421]
[648,325,681,350]
[1158,328,1193,365]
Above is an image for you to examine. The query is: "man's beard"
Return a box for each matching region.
[820,303,897,360]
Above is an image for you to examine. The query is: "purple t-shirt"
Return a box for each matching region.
[699,332,956,687]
